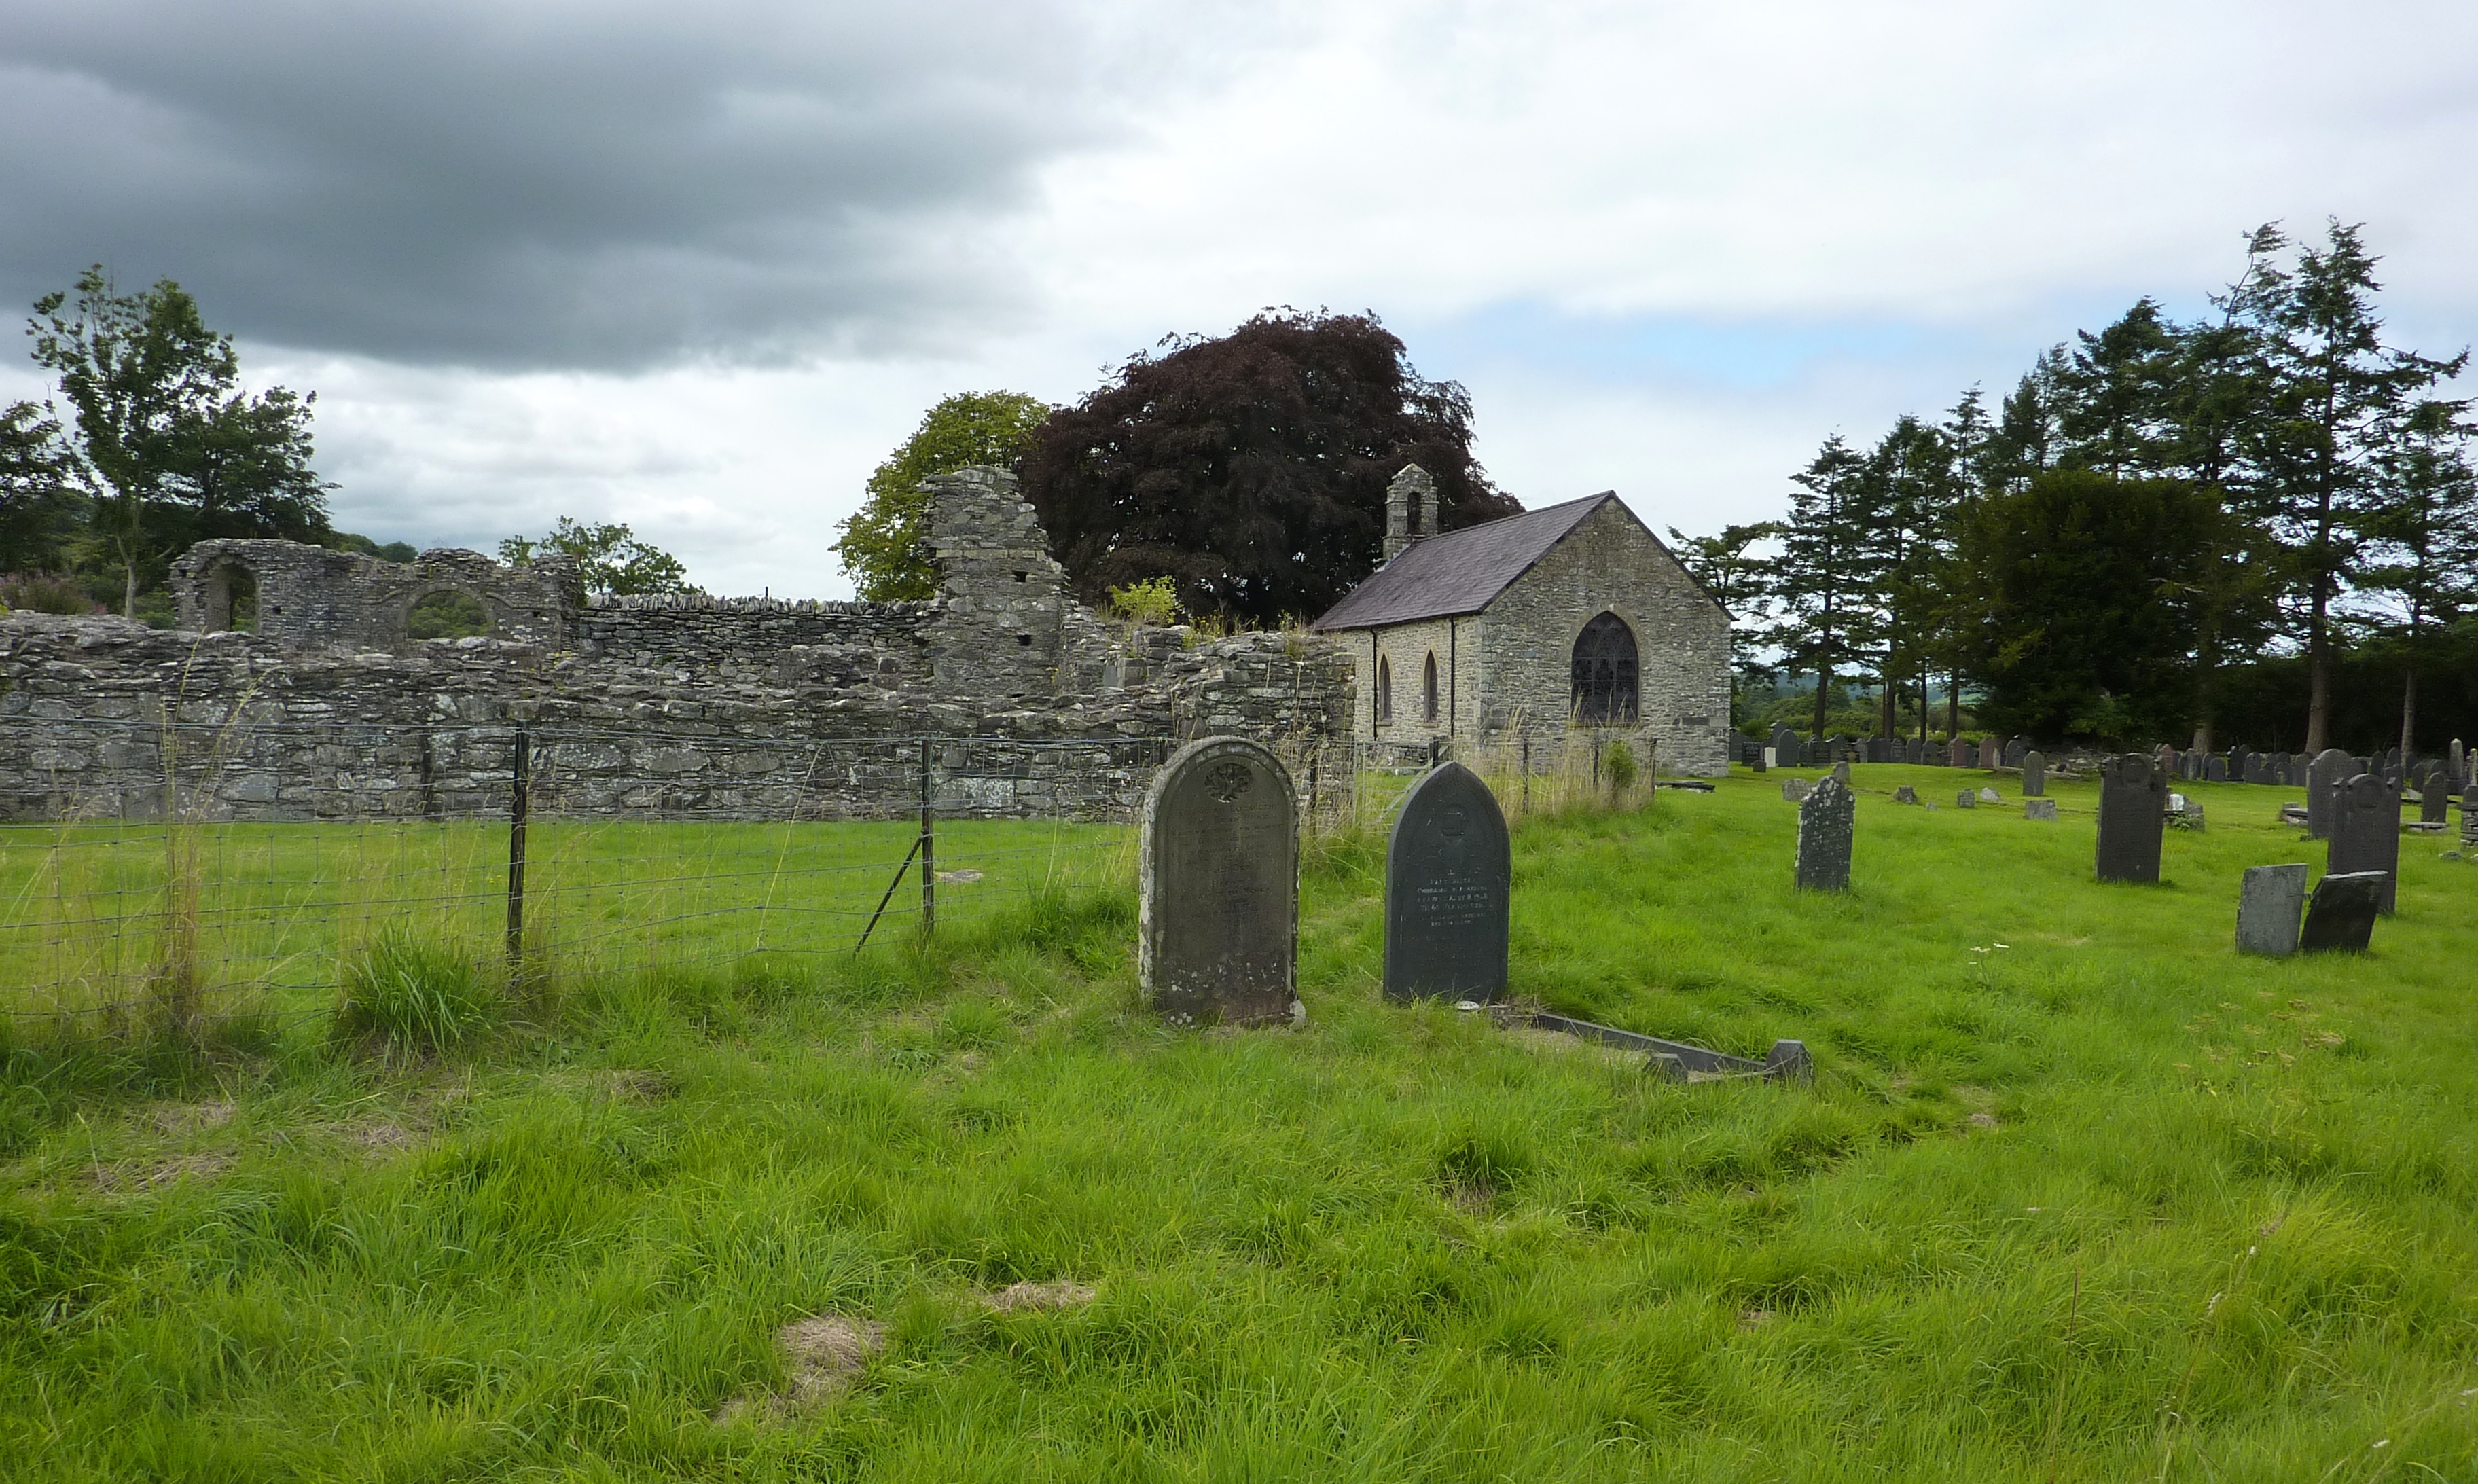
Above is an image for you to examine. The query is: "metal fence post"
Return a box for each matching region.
[1521,734,1531,813]
[506,724,530,975]
[918,738,936,936]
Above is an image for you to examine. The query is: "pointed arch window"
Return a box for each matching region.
[1422,653,1440,723]
[1374,654,1393,723]
[1571,613,1638,723]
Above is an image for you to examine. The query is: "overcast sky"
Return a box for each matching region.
[4,0,2474,598]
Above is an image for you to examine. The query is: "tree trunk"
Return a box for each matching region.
[2401,665,2418,764]
[1880,674,1895,740]
[1918,666,1931,744]
[1946,670,1960,738]
[1811,667,1831,738]
[2303,576,2332,754]
[122,560,139,619]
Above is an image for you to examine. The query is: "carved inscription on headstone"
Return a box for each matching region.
[2300,871,2385,953]
[2095,753,2167,884]
[2305,748,2350,837]
[2022,749,2047,797]
[2325,773,2400,915]
[1384,762,1510,1002]
[1795,776,1854,892]
[1138,736,1298,1024]
[2236,863,2308,956]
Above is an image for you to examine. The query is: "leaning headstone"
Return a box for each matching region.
[1893,784,1920,804]
[2024,799,2058,822]
[1794,776,1854,892]
[2300,871,2386,953]
[2095,753,2168,884]
[1977,786,2002,804]
[2305,748,2351,839]
[2235,863,2308,956]
[1947,737,1971,768]
[1782,778,1812,802]
[1384,761,1510,1003]
[2022,749,2047,797]
[2204,755,2227,782]
[1138,736,1298,1025]
[2326,774,2400,915]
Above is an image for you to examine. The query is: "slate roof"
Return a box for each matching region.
[1310,493,1613,632]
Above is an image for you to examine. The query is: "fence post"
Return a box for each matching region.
[1308,752,1319,831]
[1429,738,1441,770]
[506,724,530,975]
[1521,734,1531,814]
[917,738,936,937]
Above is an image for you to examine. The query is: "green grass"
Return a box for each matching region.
[1,765,2474,1480]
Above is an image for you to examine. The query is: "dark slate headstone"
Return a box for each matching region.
[2272,752,2293,787]
[1139,736,1298,1024]
[1947,737,1971,768]
[1384,762,1511,1003]
[2204,754,2227,782]
[1795,776,1854,892]
[2005,738,2028,768]
[2243,751,2272,784]
[1866,736,1890,764]
[1772,725,1801,764]
[2300,871,2386,953]
[2305,748,2351,839]
[2325,773,2400,915]
[2424,776,2450,825]
[2236,863,2307,956]
[2384,746,2403,773]
[1750,747,1767,774]
[2230,744,2254,783]
[2022,749,2047,797]
[2095,753,2167,884]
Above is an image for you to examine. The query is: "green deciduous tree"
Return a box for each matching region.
[834,391,1050,602]
[499,518,692,596]
[28,266,331,615]
[0,400,75,573]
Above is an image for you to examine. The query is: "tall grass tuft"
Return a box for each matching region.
[335,928,499,1051]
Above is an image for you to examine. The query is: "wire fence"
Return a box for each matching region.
[0,717,1651,1038]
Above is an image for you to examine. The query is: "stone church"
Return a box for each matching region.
[1311,466,1732,776]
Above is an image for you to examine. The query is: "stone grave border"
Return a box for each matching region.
[1522,1009,1813,1085]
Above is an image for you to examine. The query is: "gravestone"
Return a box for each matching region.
[1981,734,2008,770]
[1893,784,1920,804]
[2005,738,2028,768]
[2272,752,2293,786]
[2243,751,2271,784]
[2300,871,2386,953]
[1794,776,1854,892]
[2452,738,2466,789]
[2326,774,2400,915]
[1830,760,1852,786]
[2230,745,2254,783]
[2095,753,2168,884]
[2205,755,2227,782]
[2024,799,2058,821]
[1782,777,1812,802]
[1753,748,1768,773]
[2423,776,2450,825]
[1772,725,1801,765]
[2235,863,2308,956]
[1948,737,1971,768]
[1956,789,1976,809]
[1977,786,2002,804]
[1384,761,1510,1003]
[1867,736,1890,763]
[2305,748,2352,839]
[2022,749,2047,796]
[1138,736,1299,1025]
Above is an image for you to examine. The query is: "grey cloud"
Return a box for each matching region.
[0,0,1198,369]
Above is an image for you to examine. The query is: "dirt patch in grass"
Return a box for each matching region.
[345,1120,420,1153]
[92,1151,234,1192]
[721,1314,888,1422]
[149,1100,236,1134]
[982,1280,1096,1313]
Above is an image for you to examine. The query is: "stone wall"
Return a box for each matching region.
[172,541,580,651]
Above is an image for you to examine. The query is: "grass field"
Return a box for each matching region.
[1,763,2474,1481]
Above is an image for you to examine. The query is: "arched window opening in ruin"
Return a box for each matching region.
[1374,655,1393,723]
[1422,653,1439,723]
[202,562,259,632]
[408,590,493,640]
[1571,612,1638,723]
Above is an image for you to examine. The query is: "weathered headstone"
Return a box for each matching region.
[2095,753,2167,884]
[2005,738,2028,768]
[2300,871,2386,953]
[1956,789,1975,809]
[1867,736,1890,763]
[1138,736,1298,1025]
[2305,748,2351,839]
[2022,749,2047,796]
[1754,748,1770,773]
[1795,776,1854,891]
[2230,744,2254,783]
[2326,773,2400,915]
[2235,863,2308,956]
[1977,786,2001,804]
[1830,761,1851,785]
[2243,751,2271,784]
[1384,762,1510,1003]
[1948,737,1971,768]
[1772,725,1801,766]
[2272,752,2293,787]
[1782,777,1812,802]
[1894,784,1920,804]
[2422,775,2449,825]
[2452,738,2466,789]
[2204,754,2227,782]
[2024,799,2058,821]
[1981,734,2008,770]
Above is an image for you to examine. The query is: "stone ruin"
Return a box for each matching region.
[0,468,1356,822]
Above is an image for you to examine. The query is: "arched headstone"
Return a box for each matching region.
[2022,749,2047,796]
[1384,763,1510,1002]
[1139,736,1299,1024]
[1795,776,1854,892]
[2305,748,2350,839]
[2096,753,2166,884]
[2326,774,2400,915]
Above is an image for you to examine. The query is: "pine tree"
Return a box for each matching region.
[1764,436,1879,737]
[2360,397,2478,757]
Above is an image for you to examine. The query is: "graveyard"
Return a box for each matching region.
[2,755,2472,1479]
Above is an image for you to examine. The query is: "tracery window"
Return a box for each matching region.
[1570,612,1638,723]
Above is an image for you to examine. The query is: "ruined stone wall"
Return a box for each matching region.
[572,594,934,685]
[172,541,579,651]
